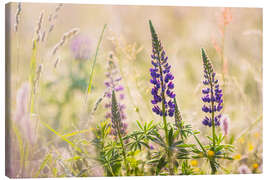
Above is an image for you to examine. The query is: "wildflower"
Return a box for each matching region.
[104,53,127,137]
[221,114,230,136]
[149,20,175,117]
[254,132,260,139]
[70,35,92,60]
[193,167,201,173]
[253,163,259,169]
[238,164,251,174]
[190,160,198,167]
[238,137,245,144]
[248,143,254,152]
[201,48,223,127]
[233,154,241,160]
[207,150,215,157]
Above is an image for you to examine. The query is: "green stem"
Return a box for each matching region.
[86,24,107,97]
[206,61,217,174]
[116,125,129,175]
[157,50,173,175]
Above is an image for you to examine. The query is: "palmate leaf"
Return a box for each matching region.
[156,155,167,175]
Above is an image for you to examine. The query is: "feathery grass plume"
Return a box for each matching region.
[51,28,79,56]
[212,8,232,110]
[14,83,37,144]
[111,90,129,175]
[32,10,44,48]
[48,3,63,33]
[104,53,127,137]
[54,57,60,68]
[29,40,37,114]
[92,91,107,113]
[107,29,146,121]
[44,3,64,42]
[70,35,92,60]
[219,8,232,36]
[33,64,43,94]
[14,2,22,32]
[41,31,46,42]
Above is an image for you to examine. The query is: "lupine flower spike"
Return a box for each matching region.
[111,90,129,174]
[149,20,176,117]
[149,20,176,175]
[104,53,127,138]
[201,48,223,127]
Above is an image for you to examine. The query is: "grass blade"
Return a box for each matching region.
[34,153,52,177]
[40,120,82,153]
[29,40,37,114]
[86,24,107,96]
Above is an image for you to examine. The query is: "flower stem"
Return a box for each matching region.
[158,48,173,175]
[116,122,129,175]
[210,85,217,175]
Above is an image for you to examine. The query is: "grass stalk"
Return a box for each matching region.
[86,24,107,98]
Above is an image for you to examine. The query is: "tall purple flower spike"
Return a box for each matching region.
[149,21,176,117]
[201,48,223,127]
[104,54,127,137]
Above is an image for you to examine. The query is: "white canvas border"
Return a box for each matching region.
[0,0,268,179]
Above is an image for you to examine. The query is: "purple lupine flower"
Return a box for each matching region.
[201,48,223,127]
[149,21,176,117]
[70,34,91,60]
[104,54,127,137]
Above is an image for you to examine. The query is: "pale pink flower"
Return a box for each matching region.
[238,164,251,174]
